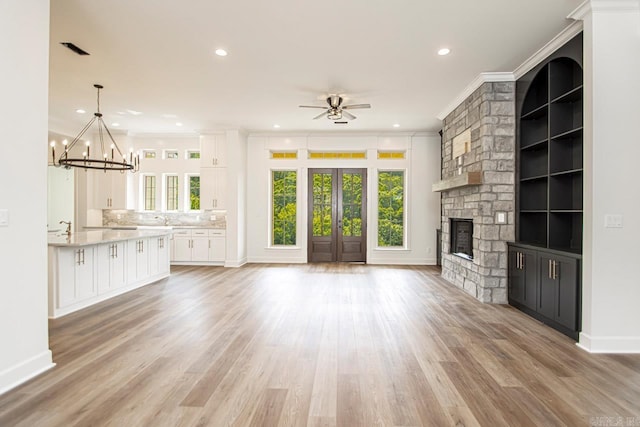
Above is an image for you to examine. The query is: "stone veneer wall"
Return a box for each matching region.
[440,82,515,303]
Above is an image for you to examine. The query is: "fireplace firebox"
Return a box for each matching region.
[450,218,473,260]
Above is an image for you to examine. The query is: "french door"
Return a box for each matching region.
[307,168,367,262]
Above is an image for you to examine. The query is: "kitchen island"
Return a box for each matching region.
[48,229,172,318]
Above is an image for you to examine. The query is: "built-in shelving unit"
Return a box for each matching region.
[517,57,583,254]
[510,33,583,340]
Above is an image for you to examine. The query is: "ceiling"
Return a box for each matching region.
[49,0,583,136]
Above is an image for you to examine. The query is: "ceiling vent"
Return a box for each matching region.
[334,121,348,125]
[60,42,90,55]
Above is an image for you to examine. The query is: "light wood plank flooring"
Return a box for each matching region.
[1,264,639,426]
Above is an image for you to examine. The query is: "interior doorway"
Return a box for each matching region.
[307,168,367,262]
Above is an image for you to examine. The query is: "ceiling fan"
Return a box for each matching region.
[299,95,371,121]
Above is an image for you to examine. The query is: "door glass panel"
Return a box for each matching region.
[342,172,362,237]
[312,173,333,237]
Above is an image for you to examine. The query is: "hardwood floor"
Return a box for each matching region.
[1,264,639,426]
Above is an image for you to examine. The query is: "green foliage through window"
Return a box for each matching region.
[272,171,297,245]
[189,176,200,210]
[378,171,404,246]
[312,173,333,237]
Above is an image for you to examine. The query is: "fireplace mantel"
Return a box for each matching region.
[431,171,482,192]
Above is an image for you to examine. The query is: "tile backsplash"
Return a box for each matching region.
[103,210,226,228]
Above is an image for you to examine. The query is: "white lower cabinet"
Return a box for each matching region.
[56,246,96,308]
[149,235,170,276]
[97,242,126,294]
[127,238,149,283]
[170,228,226,265]
[48,232,171,318]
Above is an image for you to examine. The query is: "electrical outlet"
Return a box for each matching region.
[496,212,506,224]
[604,214,623,228]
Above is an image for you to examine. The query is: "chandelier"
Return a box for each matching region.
[50,84,139,172]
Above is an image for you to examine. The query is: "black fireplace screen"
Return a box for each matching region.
[450,218,473,260]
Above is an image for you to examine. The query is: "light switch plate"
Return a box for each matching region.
[604,214,623,228]
[0,209,8,226]
[496,212,507,224]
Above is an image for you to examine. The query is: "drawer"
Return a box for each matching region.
[191,229,209,237]
[172,229,191,237]
[208,229,226,237]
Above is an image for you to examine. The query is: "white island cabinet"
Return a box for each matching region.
[48,229,171,318]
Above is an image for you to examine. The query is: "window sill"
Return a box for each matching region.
[374,246,409,251]
[266,246,302,250]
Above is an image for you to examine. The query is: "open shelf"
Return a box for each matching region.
[550,102,582,138]
[550,130,583,174]
[520,178,548,211]
[519,212,548,248]
[521,64,549,115]
[549,212,583,253]
[549,59,583,100]
[520,141,548,179]
[550,172,583,211]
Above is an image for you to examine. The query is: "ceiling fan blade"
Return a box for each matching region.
[342,103,371,110]
[299,105,328,109]
[313,111,329,120]
[342,110,357,120]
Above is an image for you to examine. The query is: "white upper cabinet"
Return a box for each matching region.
[200,167,227,210]
[200,134,227,167]
[90,170,128,209]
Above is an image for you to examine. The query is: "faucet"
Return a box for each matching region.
[154,215,169,226]
[59,220,72,235]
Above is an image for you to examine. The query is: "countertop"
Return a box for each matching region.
[48,229,173,247]
[84,225,225,230]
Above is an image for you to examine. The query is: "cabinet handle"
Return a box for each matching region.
[76,250,81,265]
[548,259,552,279]
[553,260,557,280]
[208,240,211,249]
[141,240,144,253]
[81,249,85,265]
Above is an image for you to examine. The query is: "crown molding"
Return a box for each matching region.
[436,72,515,121]
[513,20,584,80]
[570,0,640,19]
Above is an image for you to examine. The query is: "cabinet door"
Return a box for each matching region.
[538,255,557,320]
[508,247,537,310]
[97,244,112,294]
[209,236,226,262]
[555,256,578,330]
[91,170,112,209]
[157,236,170,274]
[110,241,127,289]
[200,134,226,167]
[136,239,149,279]
[75,247,96,302]
[109,172,127,209]
[148,237,159,276]
[191,237,210,262]
[57,248,77,307]
[201,168,227,210]
[173,237,192,261]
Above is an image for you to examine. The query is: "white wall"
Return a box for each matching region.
[225,130,248,267]
[0,0,54,394]
[246,133,441,264]
[579,2,640,353]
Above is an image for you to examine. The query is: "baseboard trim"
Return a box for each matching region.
[0,350,55,396]
[367,258,437,266]
[224,258,248,268]
[247,257,306,264]
[577,332,640,353]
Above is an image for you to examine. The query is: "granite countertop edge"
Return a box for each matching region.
[48,229,174,247]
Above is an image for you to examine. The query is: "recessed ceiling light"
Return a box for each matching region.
[162,114,178,119]
[215,49,228,57]
[393,123,400,128]
[127,109,142,115]
[76,109,86,114]
[176,122,183,127]
[438,48,451,56]
[273,124,280,128]
[111,122,120,127]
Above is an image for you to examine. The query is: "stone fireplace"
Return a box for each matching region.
[437,82,516,303]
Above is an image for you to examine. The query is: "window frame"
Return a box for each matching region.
[164,149,179,160]
[270,168,298,247]
[376,168,407,249]
[141,174,157,211]
[164,174,179,212]
[186,150,201,160]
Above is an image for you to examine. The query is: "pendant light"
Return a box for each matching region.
[50,84,139,172]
